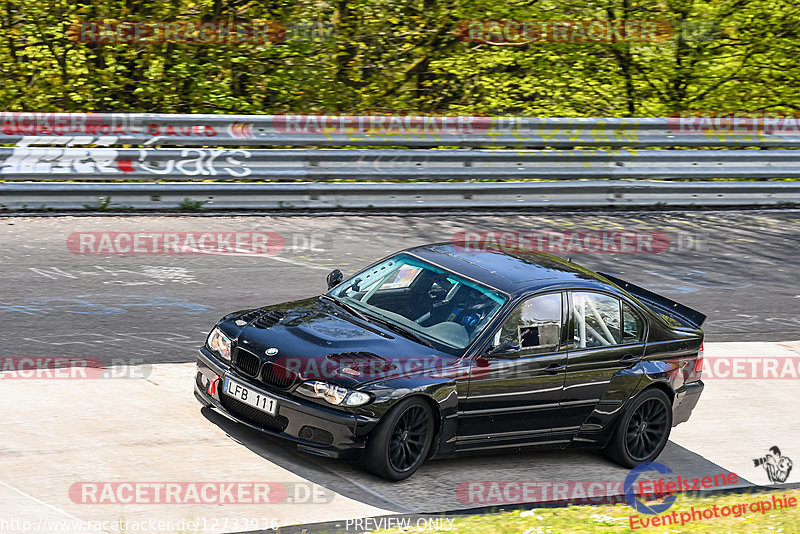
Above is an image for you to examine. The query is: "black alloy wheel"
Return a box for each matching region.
[388,404,429,472]
[626,397,670,461]
[603,388,673,468]
[361,397,434,480]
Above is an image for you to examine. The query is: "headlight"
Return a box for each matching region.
[296,380,371,407]
[207,327,232,361]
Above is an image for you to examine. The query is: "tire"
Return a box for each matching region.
[603,388,673,468]
[360,397,434,481]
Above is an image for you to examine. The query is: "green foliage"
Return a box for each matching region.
[369,490,800,533]
[1,0,799,116]
[178,197,207,210]
[83,195,113,210]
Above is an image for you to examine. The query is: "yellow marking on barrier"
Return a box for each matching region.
[614,127,639,143]
[590,121,611,143]
[566,129,583,143]
[536,126,558,142]
[671,219,704,229]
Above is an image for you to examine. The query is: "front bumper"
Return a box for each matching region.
[194,347,379,459]
[672,379,704,426]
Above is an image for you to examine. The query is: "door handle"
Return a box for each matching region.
[620,354,638,363]
[544,363,565,374]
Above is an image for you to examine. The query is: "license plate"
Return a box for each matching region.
[223,377,278,416]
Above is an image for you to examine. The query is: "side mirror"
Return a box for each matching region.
[487,341,520,357]
[326,269,343,290]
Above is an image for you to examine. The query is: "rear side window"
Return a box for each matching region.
[622,302,645,343]
[572,292,621,348]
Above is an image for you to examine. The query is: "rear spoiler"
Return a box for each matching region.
[599,272,707,329]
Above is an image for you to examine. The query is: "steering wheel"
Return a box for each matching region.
[428,283,448,301]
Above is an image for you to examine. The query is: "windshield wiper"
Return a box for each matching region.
[319,295,369,321]
[362,314,435,348]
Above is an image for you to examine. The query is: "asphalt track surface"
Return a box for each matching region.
[2,210,799,364]
[1,210,799,532]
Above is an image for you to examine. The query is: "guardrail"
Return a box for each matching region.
[2,148,800,181]
[1,113,799,210]
[2,113,799,147]
[3,181,800,211]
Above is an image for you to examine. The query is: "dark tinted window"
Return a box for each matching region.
[622,302,645,343]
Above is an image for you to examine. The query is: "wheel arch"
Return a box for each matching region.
[640,380,675,404]
[360,374,458,458]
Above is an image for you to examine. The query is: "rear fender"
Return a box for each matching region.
[571,359,677,447]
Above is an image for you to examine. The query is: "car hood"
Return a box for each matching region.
[223,297,458,388]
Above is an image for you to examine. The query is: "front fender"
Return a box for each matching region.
[353,374,459,458]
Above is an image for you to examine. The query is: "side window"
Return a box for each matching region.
[494,293,562,355]
[622,302,645,343]
[573,292,621,348]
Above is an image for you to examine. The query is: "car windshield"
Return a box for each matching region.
[329,254,507,350]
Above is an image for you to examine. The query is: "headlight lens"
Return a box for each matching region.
[344,391,372,406]
[207,327,232,361]
[296,380,371,407]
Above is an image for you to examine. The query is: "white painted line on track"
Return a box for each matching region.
[258,254,331,270]
[0,480,87,523]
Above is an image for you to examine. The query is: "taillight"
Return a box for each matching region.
[694,343,704,374]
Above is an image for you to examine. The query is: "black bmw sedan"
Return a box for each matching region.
[194,242,705,480]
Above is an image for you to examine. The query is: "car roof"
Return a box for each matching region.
[405,242,612,296]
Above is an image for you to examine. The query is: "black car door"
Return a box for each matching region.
[456,292,569,451]
[559,291,647,432]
